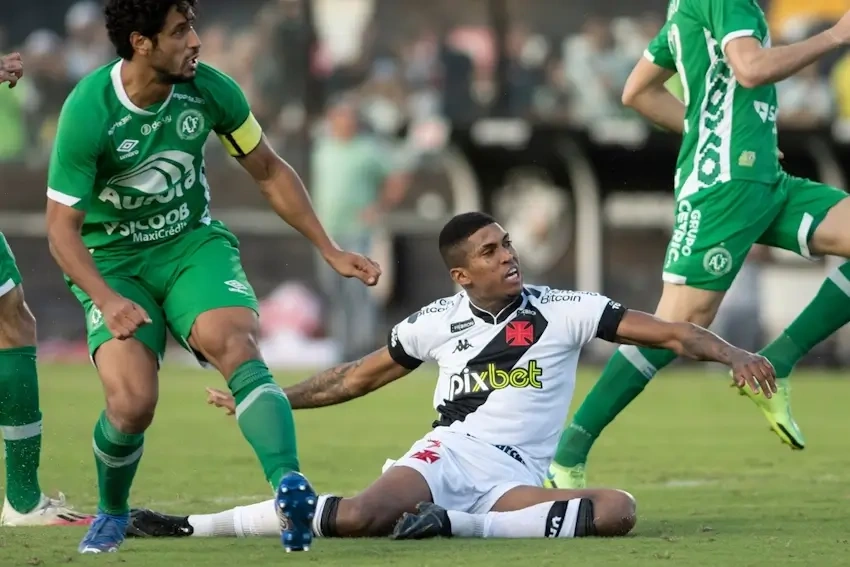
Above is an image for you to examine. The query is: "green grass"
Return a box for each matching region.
[1,363,848,566]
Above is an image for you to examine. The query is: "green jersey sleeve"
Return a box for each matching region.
[702,0,767,52]
[194,63,263,157]
[46,88,104,211]
[643,21,676,71]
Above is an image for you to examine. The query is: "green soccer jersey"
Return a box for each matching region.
[645,0,780,198]
[47,59,263,251]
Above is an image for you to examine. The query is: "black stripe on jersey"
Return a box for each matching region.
[595,301,627,341]
[524,286,542,298]
[387,327,423,370]
[225,133,246,157]
[433,306,549,428]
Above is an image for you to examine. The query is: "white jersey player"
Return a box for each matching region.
[126,212,775,542]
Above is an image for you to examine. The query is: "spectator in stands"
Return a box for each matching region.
[777,62,834,128]
[21,29,70,164]
[563,17,633,124]
[311,98,410,360]
[64,1,111,82]
[0,27,26,162]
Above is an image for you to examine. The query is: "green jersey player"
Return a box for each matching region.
[548,0,850,489]
[0,52,92,528]
[44,0,380,554]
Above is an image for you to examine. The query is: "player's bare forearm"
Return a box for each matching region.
[45,202,116,307]
[614,310,736,363]
[625,87,685,134]
[622,58,683,133]
[726,33,840,88]
[283,347,410,409]
[238,138,339,258]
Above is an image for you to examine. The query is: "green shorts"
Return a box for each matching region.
[70,221,258,363]
[662,173,848,291]
[0,232,22,298]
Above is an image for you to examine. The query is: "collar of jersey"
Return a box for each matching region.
[467,292,526,325]
[110,60,175,116]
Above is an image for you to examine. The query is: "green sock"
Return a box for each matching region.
[553,345,678,468]
[92,411,144,516]
[760,261,850,380]
[228,360,299,487]
[0,346,42,513]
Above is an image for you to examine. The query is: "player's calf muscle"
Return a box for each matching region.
[0,287,36,348]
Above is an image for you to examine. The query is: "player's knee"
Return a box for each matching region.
[589,490,637,537]
[191,309,261,377]
[0,287,37,347]
[105,389,158,434]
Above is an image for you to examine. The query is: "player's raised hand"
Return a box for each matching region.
[729,350,777,398]
[99,295,152,340]
[205,387,236,415]
[0,52,23,88]
[324,249,382,286]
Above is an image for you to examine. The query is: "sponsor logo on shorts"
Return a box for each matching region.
[703,246,733,277]
[665,199,701,267]
[225,280,251,296]
[450,318,474,333]
[89,307,103,331]
[177,109,205,141]
[447,360,543,400]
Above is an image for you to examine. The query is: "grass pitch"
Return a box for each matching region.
[1,362,848,566]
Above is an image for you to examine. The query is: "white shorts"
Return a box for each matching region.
[386,428,540,514]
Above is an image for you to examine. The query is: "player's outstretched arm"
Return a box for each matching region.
[621,58,684,134]
[725,13,850,88]
[205,348,410,413]
[611,310,776,396]
[236,139,381,287]
[282,347,412,409]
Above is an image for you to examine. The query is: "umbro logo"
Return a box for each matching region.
[453,339,473,353]
[117,139,138,152]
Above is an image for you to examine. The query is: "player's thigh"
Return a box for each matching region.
[654,282,726,327]
[337,465,433,537]
[758,174,848,258]
[662,183,779,293]
[161,226,259,368]
[71,276,167,365]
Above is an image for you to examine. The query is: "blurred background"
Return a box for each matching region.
[2,0,850,368]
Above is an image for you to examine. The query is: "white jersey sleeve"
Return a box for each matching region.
[537,288,627,347]
[386,312,430,370]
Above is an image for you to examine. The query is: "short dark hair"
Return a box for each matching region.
[438,212,497,269]
[105,0,197,60]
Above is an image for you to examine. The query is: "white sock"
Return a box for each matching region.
[447,500,581,539]
[233,499,281,537]
[188,509,237,537]
[188,499,280,538]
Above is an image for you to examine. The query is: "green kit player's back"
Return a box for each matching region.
[646,0,846,291]
[48,59,260,251]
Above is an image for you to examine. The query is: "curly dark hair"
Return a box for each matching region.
[104,0,197,60]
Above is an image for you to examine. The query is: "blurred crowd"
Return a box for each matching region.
[4,0,850,165]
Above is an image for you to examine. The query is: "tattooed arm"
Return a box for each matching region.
[611,310,777,397]
[205,347,412,415]
[283,347,411,409]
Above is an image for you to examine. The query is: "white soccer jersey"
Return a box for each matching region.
[387,285,626,474]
